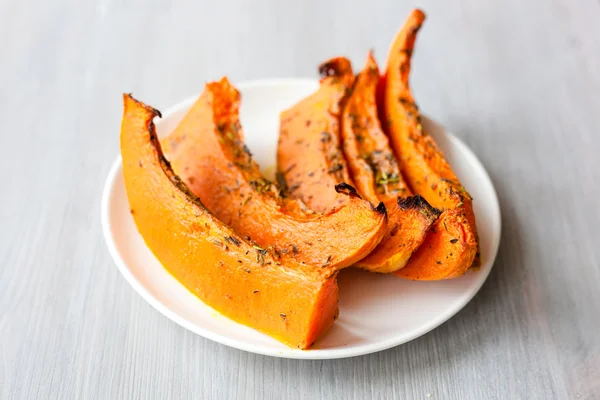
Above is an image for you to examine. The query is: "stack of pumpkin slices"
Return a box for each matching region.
[119,9,479,349]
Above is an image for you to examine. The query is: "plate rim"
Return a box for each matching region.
[102,78,501,359]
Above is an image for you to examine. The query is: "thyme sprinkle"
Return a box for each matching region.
[256,249,266,265]
[225,236,241,246]
[441,177,458,184]
[272,248,282,258]
[376,171,400,186]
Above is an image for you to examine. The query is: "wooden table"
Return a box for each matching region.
[2,1,599,398]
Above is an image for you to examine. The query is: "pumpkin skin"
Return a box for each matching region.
[277,57,357,214]
[379,9,480,279]
[121,94,339,349]
[340,52,440,274]
[162,78,387,271]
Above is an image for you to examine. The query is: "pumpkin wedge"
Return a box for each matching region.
[278,57,355,213]
[162,78,387,270]
[121,94,340,349]
[379,9,480,279]
[340,52,440,273]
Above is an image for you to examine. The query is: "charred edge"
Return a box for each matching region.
[397,194,441,217]
[125,93,162,118]
[334,182,361,199]
[318,58,352,79]
[153,136,212,212]
[374,201,387,216]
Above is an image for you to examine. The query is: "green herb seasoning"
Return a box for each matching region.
[224,236,241,246]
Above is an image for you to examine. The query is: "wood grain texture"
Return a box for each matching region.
[1,0,599,399]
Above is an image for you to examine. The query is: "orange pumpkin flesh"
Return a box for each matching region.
[162,78,387,270]
[277,57,356,214]
[341,52,440,273]
[121,94,339,349]
[379,9,480,279]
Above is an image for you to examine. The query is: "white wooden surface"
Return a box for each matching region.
[1,1,599,399]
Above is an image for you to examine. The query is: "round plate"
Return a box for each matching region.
[102,79,501,359]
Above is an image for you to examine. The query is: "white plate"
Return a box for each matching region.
[102,79,501,359]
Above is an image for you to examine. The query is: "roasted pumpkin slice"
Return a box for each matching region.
[121,94,340,349]
[278,57,356,213]
[341,52,440,273]
[379,9,480,279]
[162,78,387,271]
